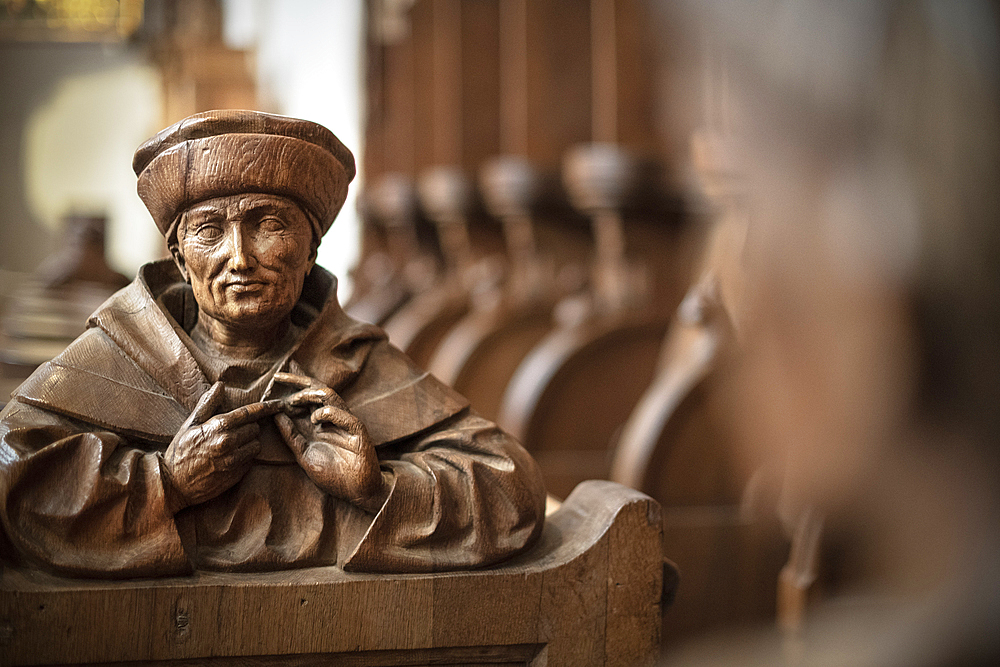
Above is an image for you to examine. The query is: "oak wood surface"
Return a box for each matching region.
[607,212,789,640]
[0,481,668,667]
[380,284,471,368]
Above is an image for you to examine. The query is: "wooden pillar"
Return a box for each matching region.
[430,0,462,166]
[591,0,618,144]
[498,0,529,157]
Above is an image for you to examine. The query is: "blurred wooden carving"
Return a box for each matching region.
[421,0,591,422]
[378,0,508,369]
[497,144,677,499]
[0,110,545,578]
[0,214,129,384]
[425,157,562,421]
[379,167,488,368]
[345,174,437,326]
[610,130,748,498]
[609,148,787,638]
[493,0,692,499]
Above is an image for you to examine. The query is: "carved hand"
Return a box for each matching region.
[161,382,283,512]
[273,372,389,513]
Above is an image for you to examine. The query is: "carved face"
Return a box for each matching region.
[175,194,316,331]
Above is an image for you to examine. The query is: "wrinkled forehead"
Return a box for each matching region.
[181,193,306,220]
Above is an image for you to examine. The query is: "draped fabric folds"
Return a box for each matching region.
[0,260,545,577]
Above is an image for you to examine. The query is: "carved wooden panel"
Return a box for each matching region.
[0,481,670,667]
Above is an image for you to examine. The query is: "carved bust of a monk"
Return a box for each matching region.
[0,110,545,577]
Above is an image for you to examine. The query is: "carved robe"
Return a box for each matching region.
[0,260,545,577]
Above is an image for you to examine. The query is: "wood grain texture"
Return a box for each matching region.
[0,481,669,666]
[380,285,470,368]
[608,212,789,641]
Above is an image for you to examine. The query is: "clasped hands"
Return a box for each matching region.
[161,373,388,514]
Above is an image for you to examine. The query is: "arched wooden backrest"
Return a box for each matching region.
[609,213,746,497]
[427,300,556,422]
[1,481,672,667]
[380,171,477,369]
[382,285,472,368]
[609,213,789,640]
[425,151,572,423]
[499,315,671,500]
[347,176,442,328]
[347,277,413,327]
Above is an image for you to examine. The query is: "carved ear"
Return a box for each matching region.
[170,245,189,282]
[169,216,190,282]
[306,236,319,271]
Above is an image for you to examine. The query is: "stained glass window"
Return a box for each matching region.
[1,0,143,42]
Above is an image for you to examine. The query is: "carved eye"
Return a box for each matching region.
[258,216,287,233]
[194,224,224,242]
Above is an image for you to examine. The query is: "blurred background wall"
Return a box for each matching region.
[0,37,159,280]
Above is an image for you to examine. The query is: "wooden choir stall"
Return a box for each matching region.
[5,0,998,665]
[1,482,671,666]
[357,0,794,651]
[10,0,938,663]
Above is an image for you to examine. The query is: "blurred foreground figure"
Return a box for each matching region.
[0,111,545,577]
[661,1,1000,665]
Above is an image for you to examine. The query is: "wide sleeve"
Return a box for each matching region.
[340,409,546,572]
[0,400,191,578]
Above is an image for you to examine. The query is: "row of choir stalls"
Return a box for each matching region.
[352,0,790,648]
[356,2,1000,663]
[0,0,258,402]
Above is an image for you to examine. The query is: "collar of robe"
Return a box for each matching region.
[12,259,468,447]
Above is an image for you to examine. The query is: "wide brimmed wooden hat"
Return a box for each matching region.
[133,109,355,238]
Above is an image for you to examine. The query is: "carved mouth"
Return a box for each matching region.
[223,280,268,292]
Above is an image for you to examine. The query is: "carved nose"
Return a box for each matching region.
[227,227,256,270]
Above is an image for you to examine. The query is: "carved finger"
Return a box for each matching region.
[211,400,285,431]
[274,412,308,457]
[184,381,226,429]
[285,387,337,407]
[309,405,361,431]
[273,372,318,389]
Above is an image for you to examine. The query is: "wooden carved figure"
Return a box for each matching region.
[0,110,545,578]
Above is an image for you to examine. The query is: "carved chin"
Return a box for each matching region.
[206,291,295,327]
[227,302,291,325]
